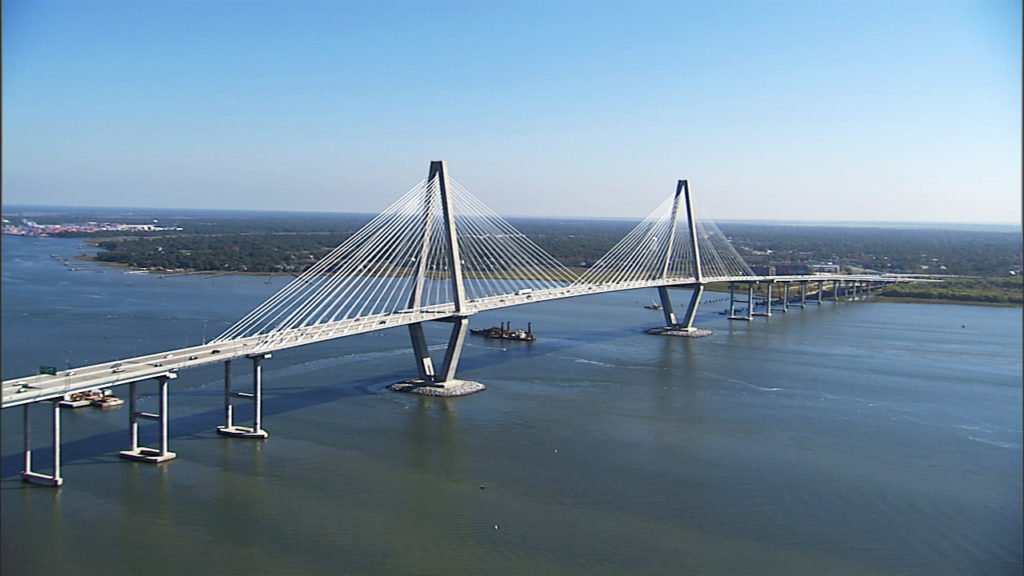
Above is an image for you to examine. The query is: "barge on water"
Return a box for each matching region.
[470,322,535,342]
[59,389,124,409]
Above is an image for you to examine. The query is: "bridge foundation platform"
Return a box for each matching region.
[648,285,711,337]
[388,379,485,397]
[391,316,484,397]
[645,326,713,337]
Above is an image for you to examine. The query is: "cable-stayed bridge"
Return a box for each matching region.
[2,161,912,486]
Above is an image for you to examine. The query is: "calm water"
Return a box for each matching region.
[2,235,1021,576]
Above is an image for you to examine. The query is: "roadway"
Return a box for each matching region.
[2,273,911,408]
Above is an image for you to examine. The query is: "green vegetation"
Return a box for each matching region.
[879,277,1023,305]
[723,224,1022,277]
[92,233,355,273]
[5,206,1021,305]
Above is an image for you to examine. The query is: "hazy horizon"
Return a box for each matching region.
[2,201,1020,232]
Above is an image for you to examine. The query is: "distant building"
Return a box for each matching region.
[773,263,811,275]
[810,263,840,274]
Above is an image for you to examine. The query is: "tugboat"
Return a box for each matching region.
[470,322,536,342]
[643,299,663,310]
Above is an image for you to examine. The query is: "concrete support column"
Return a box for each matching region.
[120,375,177,463]
[23,404,31,478]
[799,282,807,308]
[21,401,64,487]
[437,317,470,383]
[218,355,270,439]
[728,283,750,321]
[53,401,61,483]
[833,280,841,302]
[408,323,436,381]
[127,381,139,452]
[747,284,755,321]
[754,283,772,317]
[681,285,705,330]
[658,286,678,327]
[159,377,170,456]
[782,283,790,312]
[253,356,264,433]
[223,360,233,430]
[817,280,824,304]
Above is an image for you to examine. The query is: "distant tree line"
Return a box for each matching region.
[880,277,1023,305]
[81,215,1021,278]
[721,224,1022,277]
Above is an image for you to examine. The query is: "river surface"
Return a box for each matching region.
[2,235,1021,575]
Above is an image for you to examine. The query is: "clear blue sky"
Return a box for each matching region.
[3,0,1021,223]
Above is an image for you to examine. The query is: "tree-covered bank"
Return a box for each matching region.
[8,207,1017,305]
[879,277,1023,305]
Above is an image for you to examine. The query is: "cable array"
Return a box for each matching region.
[693,205,755,279]
[213,174,579,344]
[573,190,753,286]
[573,195,685,286]
[449,179,579,300]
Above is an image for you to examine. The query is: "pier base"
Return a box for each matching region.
[21,471,64,487]
[216,426,269,439]
[119,447,177,463]
[645,326,713,337]
[388,379,486,397]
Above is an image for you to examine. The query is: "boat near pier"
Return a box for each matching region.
[470,322,535,342]
[59,389,123,409]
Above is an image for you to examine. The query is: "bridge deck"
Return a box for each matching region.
[2,274,909,408]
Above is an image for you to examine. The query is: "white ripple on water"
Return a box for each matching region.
[966,436,1021,450]
[702,372,782,392]
[729,378,781,392]
[549,355,618,368]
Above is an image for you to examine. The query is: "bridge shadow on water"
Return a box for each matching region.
[2,320,674,483]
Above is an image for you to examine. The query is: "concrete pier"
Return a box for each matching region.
[21,401,63,487]
[753,283,772,317]
[650,285,711,337]
[120,375,177,463]
[218,355,270,439]
[395,316,484,397]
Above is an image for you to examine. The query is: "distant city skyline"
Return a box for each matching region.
[3,0,1021,224]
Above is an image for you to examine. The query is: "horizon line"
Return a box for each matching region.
[1,202,1021,229]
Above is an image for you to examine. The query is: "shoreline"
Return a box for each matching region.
[66,246,1022,308]
[871,295,1022,308]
